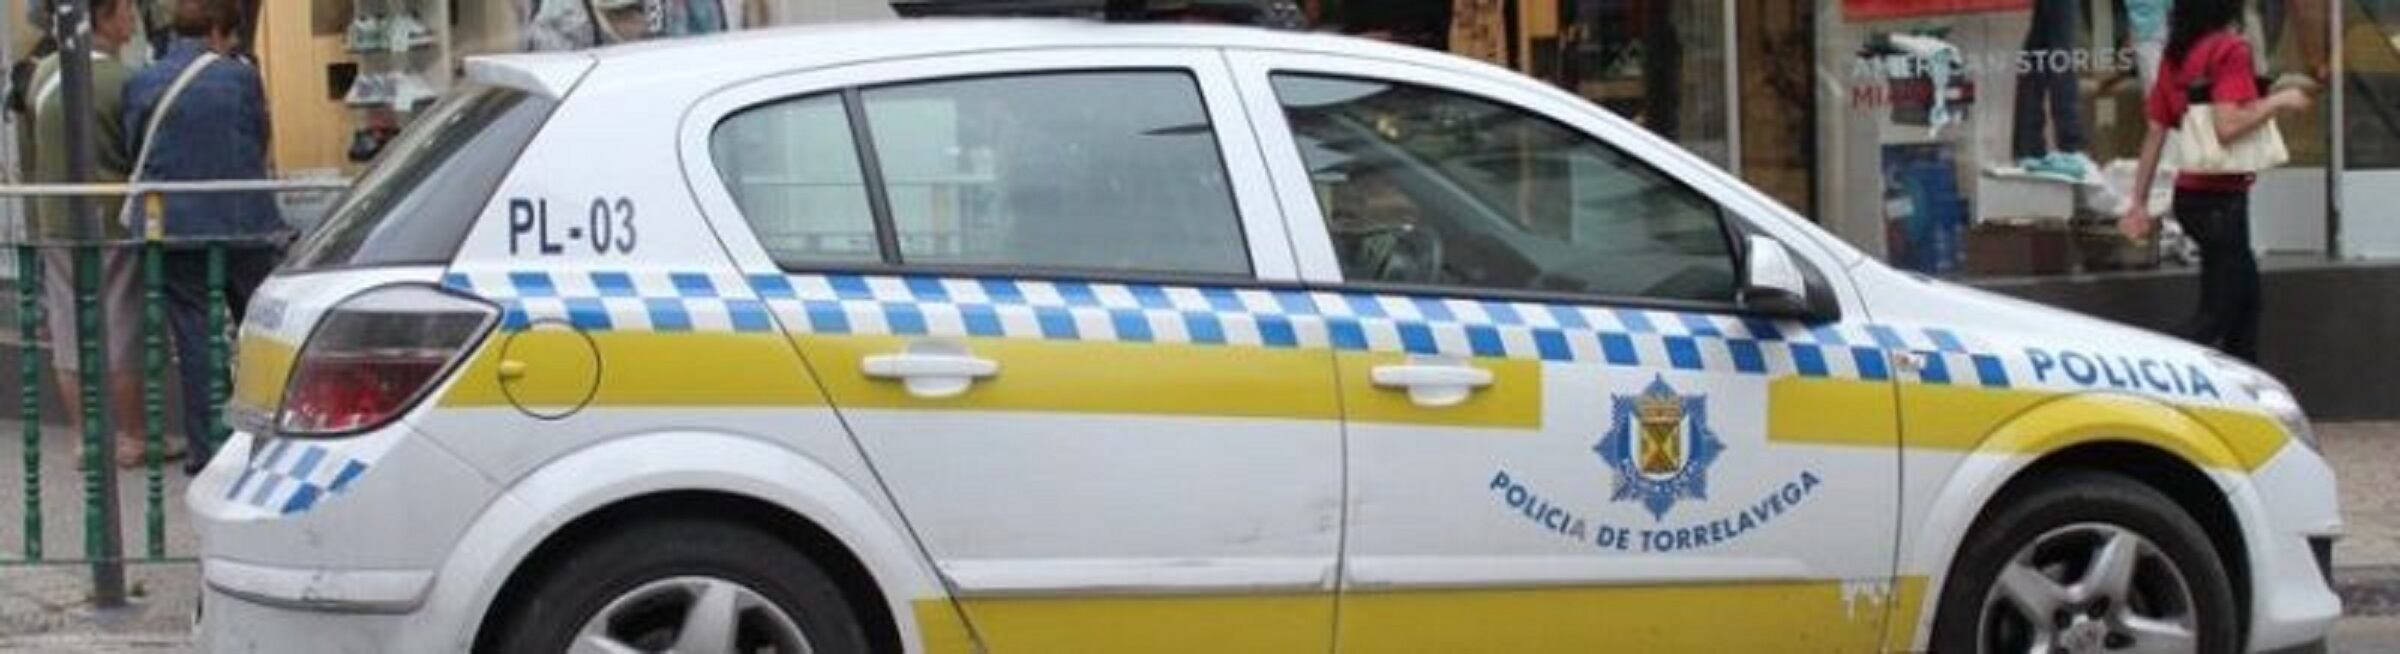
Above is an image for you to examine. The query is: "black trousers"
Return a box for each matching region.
[165,246,279,466]
[2173,189,2261,361]
[2014,0,2086,158]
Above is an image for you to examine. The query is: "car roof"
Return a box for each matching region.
[466,19,1495,98]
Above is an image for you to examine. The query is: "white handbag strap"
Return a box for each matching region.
[120,51,220,231]
[129,51,221,184]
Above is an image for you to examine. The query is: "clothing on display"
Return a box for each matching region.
[2125,0,2170,90]
[1858,30,1975,136]
[2012,0,2085,163]
[1888,33,1963,136]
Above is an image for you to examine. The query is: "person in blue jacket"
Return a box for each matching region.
[123,0,285,474]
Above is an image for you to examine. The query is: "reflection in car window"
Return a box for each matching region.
[286,86,554,272]
[712,93,881,266]
[1271,74,1737,302]
[860,71,1251,276]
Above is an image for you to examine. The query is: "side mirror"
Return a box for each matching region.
[1739,234,1821,319]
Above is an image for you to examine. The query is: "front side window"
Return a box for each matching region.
[859,71,1251,276]
[1271,74,1738,303]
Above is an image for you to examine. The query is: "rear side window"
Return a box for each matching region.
[711,71,1251,277]
[712,93,879,266]
[284,86,555,272]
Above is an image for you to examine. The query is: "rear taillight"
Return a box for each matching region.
[276,285,496,436]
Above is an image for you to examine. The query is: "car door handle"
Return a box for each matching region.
[861,346,998,399]
[1370,360,1493,408]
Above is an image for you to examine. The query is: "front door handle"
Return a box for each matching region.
[1370,358,1493,408]
[862,341,997,398]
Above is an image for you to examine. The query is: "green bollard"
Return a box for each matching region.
[76,242,127,600]
[18,244,40,561]
[141,237,164,560]
[206,243,225,450]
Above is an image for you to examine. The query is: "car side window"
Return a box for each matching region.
[711,92,881,266]
[1270,74,1738,303]
[858,71,1252,276]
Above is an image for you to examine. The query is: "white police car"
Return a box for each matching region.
[191,20,2341,654]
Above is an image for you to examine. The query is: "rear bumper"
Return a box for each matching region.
[203,557,434,614]
[198,583,433,654]
[187,425,498,649]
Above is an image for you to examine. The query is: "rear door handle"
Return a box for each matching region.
[862,341,997,398]
[1370,358,1493,408]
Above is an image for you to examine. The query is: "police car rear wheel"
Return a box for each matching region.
[1932,470,2237,654]
[485,519,868,654]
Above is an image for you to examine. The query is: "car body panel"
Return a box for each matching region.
[189,20,2339,654]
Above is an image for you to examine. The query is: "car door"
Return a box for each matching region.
[683,50,1342,652]
[1230,51,1907,652]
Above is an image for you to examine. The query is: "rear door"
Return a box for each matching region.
[1229,50,1907,652]
[684,50,1343,652]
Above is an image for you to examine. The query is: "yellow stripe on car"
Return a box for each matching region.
[232,332,298,413]
[443,331,828,408]
[801,334,1343,420]
[905,576,1928,653]
[1767,377,2288,471]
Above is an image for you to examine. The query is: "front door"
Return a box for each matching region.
[687,52,1342,651]
[1232,52,1905,651]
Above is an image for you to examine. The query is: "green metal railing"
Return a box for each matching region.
[0,180,345,607]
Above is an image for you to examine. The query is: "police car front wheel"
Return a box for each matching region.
[1932,470,2238,654]
[480,518,868,654]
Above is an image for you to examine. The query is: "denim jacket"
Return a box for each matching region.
[122,39,282,242]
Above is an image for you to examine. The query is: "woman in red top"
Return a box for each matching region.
[2122,0,2312,362]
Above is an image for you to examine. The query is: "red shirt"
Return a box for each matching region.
[2147,30,2260,192]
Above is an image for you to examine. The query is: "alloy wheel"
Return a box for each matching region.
[1977,522,2201,654]
[571,576,813,654]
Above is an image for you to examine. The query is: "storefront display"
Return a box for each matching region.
[1311,0,2372,274]
[1808,0,2338,276]
[13,0,2382,271]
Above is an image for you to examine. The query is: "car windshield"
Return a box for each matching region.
[284,85,557,272]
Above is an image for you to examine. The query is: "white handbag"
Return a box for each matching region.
[2167,92,2290,174]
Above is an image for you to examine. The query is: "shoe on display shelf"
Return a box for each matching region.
[391,73,439,111]
[346,15,384,53]
[388,12,436,52]
[343,73,390,107]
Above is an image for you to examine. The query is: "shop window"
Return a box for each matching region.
[857,71,1251,277]
[1270,74,1738,303]
[711,93,881,267]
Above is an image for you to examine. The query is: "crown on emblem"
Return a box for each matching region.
[1634,382,1685,475]
[1635,384,1684,428]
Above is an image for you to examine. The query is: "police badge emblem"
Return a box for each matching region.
[1596,375,1726,520]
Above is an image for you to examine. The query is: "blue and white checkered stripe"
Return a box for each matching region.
[223,438,369,516]
[748,274,1331,349]
[444,269,775,333]
[446,270,2015,389]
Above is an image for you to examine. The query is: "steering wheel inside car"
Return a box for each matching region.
[1347,222,1445,284]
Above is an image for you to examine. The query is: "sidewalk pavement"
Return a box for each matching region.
[0,417,200,653]
[3,421,2399,651]
[2324,423,2400,618]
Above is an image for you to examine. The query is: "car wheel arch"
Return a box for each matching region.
[470,489,905,653]
[417,430,943,653]
[1899,395,2257,652]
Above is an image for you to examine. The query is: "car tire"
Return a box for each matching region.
[1930,469,2239,654]
[481,518,869,654]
